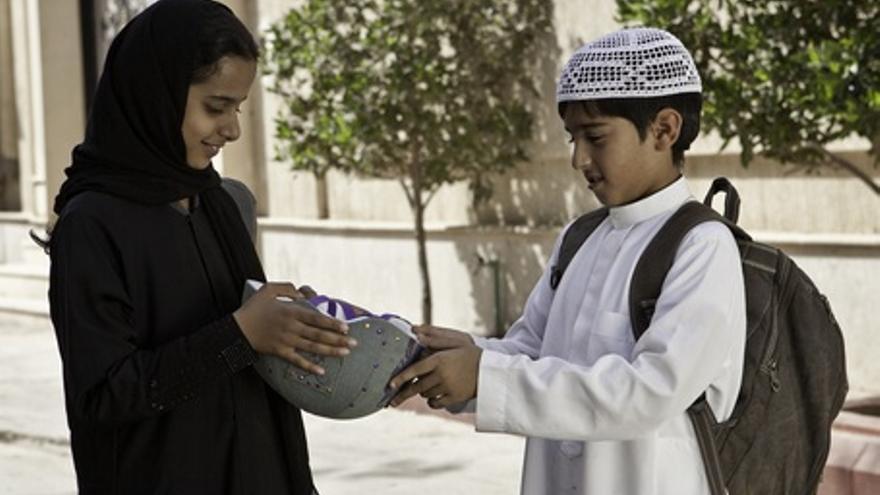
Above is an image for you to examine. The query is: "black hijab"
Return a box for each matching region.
[54,0,265,286]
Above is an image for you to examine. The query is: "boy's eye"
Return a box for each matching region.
[205,105,225,115]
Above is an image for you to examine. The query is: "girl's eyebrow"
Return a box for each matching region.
[207,95,247,104]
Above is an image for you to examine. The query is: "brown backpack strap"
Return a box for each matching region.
[627,201,730,495]
[629,181,751,337]
[628,201,731,337]
[689,398,728,495]
[629,178,752,495]
[550,207,609,290]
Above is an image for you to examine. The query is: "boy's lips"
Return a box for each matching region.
[585,174,604,189]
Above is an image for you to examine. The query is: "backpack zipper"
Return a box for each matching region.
[758,255,791,392]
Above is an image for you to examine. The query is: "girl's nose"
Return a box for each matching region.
[219,114,241,142]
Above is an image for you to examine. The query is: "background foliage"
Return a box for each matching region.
[618,0,880,193]
[263,0,553,322]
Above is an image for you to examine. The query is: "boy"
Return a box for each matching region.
[390,27,746,494]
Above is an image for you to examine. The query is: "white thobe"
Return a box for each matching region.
[473,177,746,495]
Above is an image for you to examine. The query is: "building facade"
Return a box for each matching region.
[0,0,877,399]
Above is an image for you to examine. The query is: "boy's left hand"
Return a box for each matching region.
[388,343,482,409]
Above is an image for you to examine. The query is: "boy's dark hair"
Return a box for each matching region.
[558,93,702,168]
[191,3,259,84]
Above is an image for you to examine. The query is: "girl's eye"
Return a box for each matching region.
[587,134,604,143]
[205,105,225,115]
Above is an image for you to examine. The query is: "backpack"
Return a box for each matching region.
[549,177,848,495]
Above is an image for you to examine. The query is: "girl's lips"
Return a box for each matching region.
[203,143,221,157]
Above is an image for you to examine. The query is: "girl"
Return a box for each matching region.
[48,1,353,493]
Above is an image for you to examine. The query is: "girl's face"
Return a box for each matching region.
[181,56,257,169]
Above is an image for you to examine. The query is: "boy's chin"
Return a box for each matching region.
[595,193,634,208]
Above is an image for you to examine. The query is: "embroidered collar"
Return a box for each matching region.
[608,176,693,229]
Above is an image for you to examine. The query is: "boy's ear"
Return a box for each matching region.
[651,108,683,151]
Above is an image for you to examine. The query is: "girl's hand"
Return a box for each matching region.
[413,325,475,350]
[233,282,357,375]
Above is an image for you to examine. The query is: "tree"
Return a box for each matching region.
[617,0,880,194]
[262,0,552,323]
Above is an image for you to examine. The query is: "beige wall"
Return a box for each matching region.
[250,0,879,401]
[0,0,20,210]
[0,0,875,398]
[6,0,85,222]
[256,165,880,400]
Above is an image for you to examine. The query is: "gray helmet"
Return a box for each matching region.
[242,282,422,419]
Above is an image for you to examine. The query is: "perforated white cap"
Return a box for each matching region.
[557,27,702,103]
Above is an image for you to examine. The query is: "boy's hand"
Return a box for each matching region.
[388,343,482,409]
[413,325,474,350]
[234,282,357,375]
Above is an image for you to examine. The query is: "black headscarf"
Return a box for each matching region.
[54,0,265,285]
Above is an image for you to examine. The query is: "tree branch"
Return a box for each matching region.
[424,185,440,208]
[806,143,880,195]
[398,177,415,209]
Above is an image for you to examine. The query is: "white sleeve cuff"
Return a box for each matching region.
[475,349,514,432]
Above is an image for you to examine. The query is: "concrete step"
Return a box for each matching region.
[0,296,50,330]
[0,263,50,301]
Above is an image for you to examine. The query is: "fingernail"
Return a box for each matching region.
[389,381,397,389]
[315,367,325,375]
[339,348,350,356]
[341,323,350,333]
[348,338,358,347]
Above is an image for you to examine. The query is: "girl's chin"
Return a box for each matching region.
[186,158,212,170]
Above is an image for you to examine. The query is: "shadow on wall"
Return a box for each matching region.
[452,20,600,336]
[449,229,554,337]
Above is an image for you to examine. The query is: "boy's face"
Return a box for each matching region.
[563,102,679,207]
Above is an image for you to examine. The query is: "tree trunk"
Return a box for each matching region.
[413,187,432,325]
[806,143,880,195]
[407,153,432,325]
[315,171,329,219]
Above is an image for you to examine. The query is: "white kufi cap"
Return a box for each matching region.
[557,27,702,103]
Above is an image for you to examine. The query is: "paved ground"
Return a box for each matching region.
[0,318,524,495]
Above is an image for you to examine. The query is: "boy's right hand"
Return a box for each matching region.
[233,282,357,375]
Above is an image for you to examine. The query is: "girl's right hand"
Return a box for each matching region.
[233,282,357,375]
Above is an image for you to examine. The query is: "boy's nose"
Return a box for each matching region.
[571,152,592,171]
[571,141,592,171]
